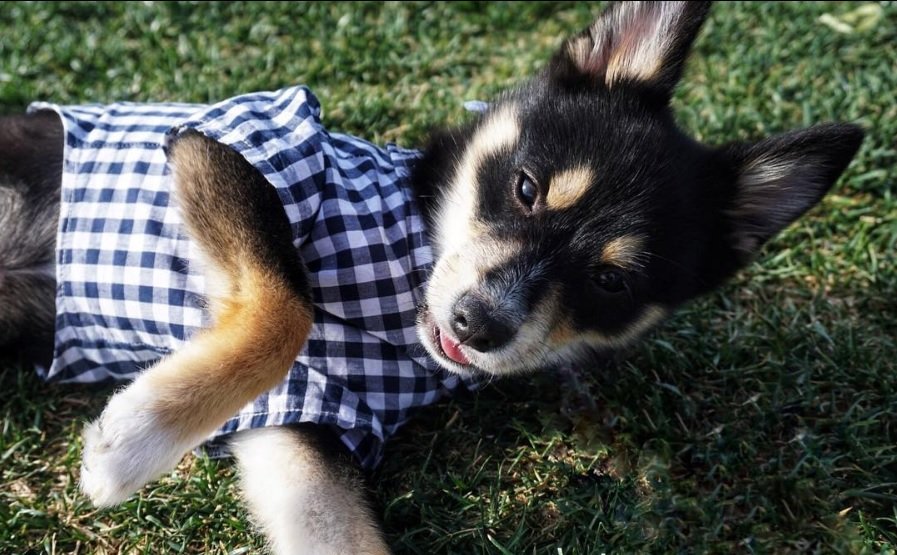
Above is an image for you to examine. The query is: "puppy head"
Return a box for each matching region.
[415,1,863,376]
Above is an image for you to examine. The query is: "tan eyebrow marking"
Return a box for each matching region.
[546,166,595,210]
[601,235,647,270]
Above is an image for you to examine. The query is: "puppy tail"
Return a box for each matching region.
[146,130,312,443]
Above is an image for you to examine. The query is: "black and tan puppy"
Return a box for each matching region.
[0,2,862,553]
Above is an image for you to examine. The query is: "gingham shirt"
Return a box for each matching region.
[30,86,475,468]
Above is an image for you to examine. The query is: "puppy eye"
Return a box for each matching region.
[515,173,538,209]
[595,269,626,293]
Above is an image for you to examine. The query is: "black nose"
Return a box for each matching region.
[450,294,515,353]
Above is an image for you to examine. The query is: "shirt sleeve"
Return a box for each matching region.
[166,86,327,247]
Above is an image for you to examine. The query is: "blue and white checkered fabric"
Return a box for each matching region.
[30,86,476,468]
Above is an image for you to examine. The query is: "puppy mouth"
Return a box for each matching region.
[434,325,471,366]
[419,310,473,370]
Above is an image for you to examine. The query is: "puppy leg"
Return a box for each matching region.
[230,426,391,555]
[81,132,314,505]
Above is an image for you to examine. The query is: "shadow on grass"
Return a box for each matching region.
[2,270,893,552]
[376,276,897,552]
[0,362,110,445]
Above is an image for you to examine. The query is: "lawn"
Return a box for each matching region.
[1,1,896,553]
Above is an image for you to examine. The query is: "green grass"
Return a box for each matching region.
[2,1,896,553]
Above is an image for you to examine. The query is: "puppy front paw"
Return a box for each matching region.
[80,379,189,507]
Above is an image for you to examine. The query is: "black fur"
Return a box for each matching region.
[0,111,62,366]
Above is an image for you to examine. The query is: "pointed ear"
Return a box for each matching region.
[548,1,712,100]
[722,124,864,258]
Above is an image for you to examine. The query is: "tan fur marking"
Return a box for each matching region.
[601,235,646,270]
[145,273,312,440]
[548,319,576,346]
[546,166,595,210]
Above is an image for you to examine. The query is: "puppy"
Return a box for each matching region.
[0,2,862,553]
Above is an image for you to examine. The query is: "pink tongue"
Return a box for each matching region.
[439,329,470,365]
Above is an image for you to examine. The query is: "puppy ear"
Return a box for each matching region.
[722,124,864,258]
[549,1,712,100]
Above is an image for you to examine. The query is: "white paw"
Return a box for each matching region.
[80,378,191,507]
